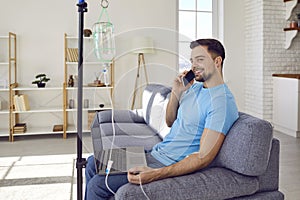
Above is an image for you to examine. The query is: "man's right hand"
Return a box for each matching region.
[173,70,193,95]
[166,71,193,127]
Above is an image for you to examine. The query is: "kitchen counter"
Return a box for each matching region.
[272,74,300,79]
[272,75,300,137]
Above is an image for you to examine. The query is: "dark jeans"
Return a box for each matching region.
[85,152,165,200]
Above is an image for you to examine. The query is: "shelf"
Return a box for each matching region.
[283,0,300,2]
[284,29,298,49]
[65,125,91,133]
[0,88,9,92]
[66,61,110,65]
[66,106,112,112]
[0,131,9,137]
[272,73,300,79]
[66,86,113,90]
[12,126,64,136]
[12,86,63,91]
[0,109,9,114]
[13,106,63,113]
[66,36,93,40]
[284,0,299,20]
[63,33,114,139]
[284,27,300,31]
[283,0,299,49]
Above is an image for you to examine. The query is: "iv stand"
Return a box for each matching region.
[76,1,87,200]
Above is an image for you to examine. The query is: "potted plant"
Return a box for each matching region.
[32,73,50,88]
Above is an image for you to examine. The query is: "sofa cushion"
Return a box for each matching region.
[257,139,280,192]
[142,84,171,137]
[97,110,145,124]
[211,112,273,176]
[115,167,259,200]
[230,191,284,200]
[100,123,157,137]
[101,135,162,151]
[147,93,171,138]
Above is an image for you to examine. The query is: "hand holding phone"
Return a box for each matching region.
[182,70,195,87]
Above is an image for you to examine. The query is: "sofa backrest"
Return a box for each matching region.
[142,84,171,138]
[211,112,273,176]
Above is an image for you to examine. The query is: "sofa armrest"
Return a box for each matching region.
[96,109,145,124]
[115,167,258,200]
[211,112,273,176]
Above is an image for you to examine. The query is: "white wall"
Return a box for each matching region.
[243,0,300,121]
[7,0,295,130]
[221,0,300,122]
[0,0,177,109]
[222,0,245,111]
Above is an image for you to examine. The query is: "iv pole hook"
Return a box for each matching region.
[101,0,109,8]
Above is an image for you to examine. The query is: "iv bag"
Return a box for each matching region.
[92,22,116,62]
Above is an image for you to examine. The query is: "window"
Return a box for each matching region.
[178,0,218,72]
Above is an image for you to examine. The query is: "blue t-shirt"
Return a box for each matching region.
[151,82,239,166]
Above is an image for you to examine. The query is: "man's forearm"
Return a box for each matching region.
[166,153,209,176]
[155,130,225,181]
[165,89,182,127]
[152,152,211,181]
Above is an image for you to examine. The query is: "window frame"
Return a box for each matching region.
[177,0,219,72]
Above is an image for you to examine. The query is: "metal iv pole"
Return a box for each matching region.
[76,1,113,199]
[76,1,87,200]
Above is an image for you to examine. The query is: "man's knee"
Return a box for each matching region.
[86,156,95,168]
[85,156,97,179]
[86,175,112,199]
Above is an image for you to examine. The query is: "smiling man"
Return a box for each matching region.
[85,39,239,199]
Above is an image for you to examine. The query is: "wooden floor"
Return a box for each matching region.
[0,131,299,199]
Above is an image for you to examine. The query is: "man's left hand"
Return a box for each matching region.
[127,166,159,185]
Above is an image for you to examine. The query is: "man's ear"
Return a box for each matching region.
[214,56,222,68]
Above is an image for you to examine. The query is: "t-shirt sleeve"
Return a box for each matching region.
[204,94,238,135]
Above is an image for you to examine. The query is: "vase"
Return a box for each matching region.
[37,83,46,88]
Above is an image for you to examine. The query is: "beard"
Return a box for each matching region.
[196,75,205,82]
[196,73,212,83]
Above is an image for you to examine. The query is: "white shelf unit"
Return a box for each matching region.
[11,86,64,139]
[0,32,17,140]
[63,33,114,138]
[283,0,300,49]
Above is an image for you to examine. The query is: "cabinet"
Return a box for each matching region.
[63,33,114,138]
[283,0,300,49]
[272,74,300,137]
[0,32,17,141]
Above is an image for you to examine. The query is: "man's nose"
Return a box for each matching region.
[192,64,198,70]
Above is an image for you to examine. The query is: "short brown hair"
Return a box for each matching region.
[190,39,225,66]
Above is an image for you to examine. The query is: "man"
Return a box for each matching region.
[85,39,239,199]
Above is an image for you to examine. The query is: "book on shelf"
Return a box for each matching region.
[53,124,63,132]
[67,48,78,62]
[20,94,30,111]
[13,94,30,111]
[13,95,21,111]
[13,123,27,133]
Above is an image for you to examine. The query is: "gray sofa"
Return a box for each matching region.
[91,84,284,200]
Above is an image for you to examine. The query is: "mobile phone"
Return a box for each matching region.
[182,70,195,86]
